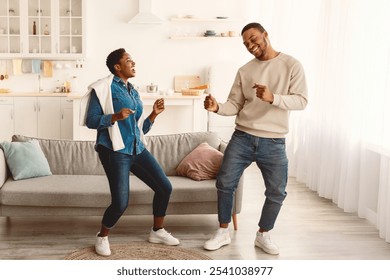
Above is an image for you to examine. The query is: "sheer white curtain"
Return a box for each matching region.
[286,0,390,242]
[247,0,390,242]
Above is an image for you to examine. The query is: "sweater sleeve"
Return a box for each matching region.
[216,72,245,116]
[272,60,308,110]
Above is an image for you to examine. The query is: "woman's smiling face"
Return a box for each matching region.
[116,52,136,79]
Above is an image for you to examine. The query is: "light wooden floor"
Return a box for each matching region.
[1,163,390,260]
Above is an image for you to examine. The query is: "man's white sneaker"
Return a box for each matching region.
[95,232,111,256]
[204,228,231,251]
[148,228,180,246]
[254,231,279,255]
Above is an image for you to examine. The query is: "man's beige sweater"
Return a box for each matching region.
[217,52,308,138]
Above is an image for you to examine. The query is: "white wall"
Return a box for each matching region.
[81,0,254,136]
[81,0,254,93]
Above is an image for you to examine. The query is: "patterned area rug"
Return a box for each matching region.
[64,241,212,260]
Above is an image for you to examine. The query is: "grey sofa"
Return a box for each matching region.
[0,132,243,229]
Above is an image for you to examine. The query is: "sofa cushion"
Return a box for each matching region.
[12,135,105,176]
[146,131,221,176]
[0,140,52,180]
[176,142,223,181]
[0,175,217,208]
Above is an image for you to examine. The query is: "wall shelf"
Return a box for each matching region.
[169,36,240,40]
[170,17,242,23]
[169,16,244,41]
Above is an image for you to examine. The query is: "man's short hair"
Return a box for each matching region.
[241,22,266,36]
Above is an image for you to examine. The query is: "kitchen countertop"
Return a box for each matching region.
[0,92,74,97]
[68,92,205,99]
[0,92,205,99]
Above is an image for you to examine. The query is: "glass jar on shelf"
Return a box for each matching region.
[9,25,19,35]
[43,24,49,35]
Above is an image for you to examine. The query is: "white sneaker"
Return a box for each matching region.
[95,232,111,256]
[148,228,180,246]
[204,228,231,251]
[254,231,279,255]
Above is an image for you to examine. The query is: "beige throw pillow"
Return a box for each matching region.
[176,142,223,181]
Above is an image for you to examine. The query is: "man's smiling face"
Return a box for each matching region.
[242,28,269,60]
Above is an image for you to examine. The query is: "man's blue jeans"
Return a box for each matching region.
[217,130,288,231]
[97,145,172,229]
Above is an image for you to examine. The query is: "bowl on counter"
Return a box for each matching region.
[146,83,158,93]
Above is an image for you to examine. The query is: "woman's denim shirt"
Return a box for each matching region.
[86,76,153,155]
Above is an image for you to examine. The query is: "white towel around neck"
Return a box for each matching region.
[79,74,146,151]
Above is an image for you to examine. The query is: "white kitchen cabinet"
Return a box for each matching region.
[0,0,21,54]
[0,97,14,141]
[26,0,54,56]
[14,96,61,138]
[37,96,61,138]
[0,0,85,59]
[60,97,73,139]
[7,95,72,140]
[57,0,84,56]
[13,97,37,137]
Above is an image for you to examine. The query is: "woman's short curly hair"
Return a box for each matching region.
[106,48,127,74]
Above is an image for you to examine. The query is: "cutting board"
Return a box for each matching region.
[174,75,201,92]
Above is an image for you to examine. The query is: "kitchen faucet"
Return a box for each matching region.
[38,74,43,92]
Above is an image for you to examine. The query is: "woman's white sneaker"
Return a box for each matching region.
[95,232,111,256]
[204,228,231,251]
[148,228,180,246]
[254,231,279,255]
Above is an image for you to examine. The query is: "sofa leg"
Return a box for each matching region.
[232,214,238,230]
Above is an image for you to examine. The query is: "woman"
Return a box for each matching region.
[85,48,179,256]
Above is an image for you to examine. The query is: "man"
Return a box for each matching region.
[203,22,308,254]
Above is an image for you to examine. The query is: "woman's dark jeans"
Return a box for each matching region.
[97,145,172,229]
